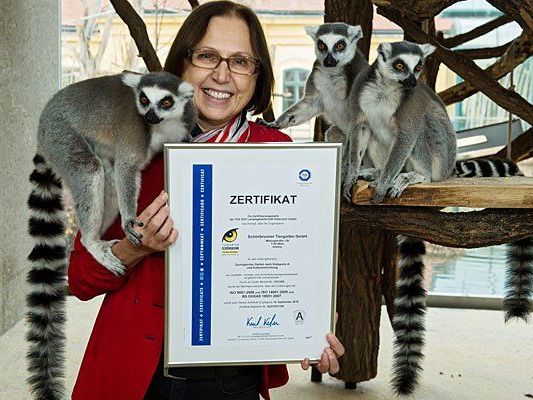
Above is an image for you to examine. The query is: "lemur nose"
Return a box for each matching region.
[324,54,338,67]
[143,109,161,125]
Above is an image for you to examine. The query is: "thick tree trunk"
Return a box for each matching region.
[320,0,399,386]
[335,223,397,382]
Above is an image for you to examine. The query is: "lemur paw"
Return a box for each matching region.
[371,182,389,204]
[359,167,380,182]
[255,118,280,129]
[124,219,143,246]
[342,181,354,202]
[86,240,126,275]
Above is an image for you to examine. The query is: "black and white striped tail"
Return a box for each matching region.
[504,237,533,322]
[455,158,524,177]
[391,236,427,396]
[26,153,67,400]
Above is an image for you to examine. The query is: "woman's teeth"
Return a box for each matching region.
[203,89,232,99]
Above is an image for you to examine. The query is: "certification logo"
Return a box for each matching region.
[222,228,239,255]
[298,169,311,182]
[293,310,306,325]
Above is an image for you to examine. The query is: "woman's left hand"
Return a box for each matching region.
[300,313,345,374]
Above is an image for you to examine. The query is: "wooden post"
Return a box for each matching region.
[334,223,397,383]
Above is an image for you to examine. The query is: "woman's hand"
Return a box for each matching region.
[300,313,345,374]
[112,191,178,268]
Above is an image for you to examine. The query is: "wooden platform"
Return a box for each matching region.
[352,176,533,208]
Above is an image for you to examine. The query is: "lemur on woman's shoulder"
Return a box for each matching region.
[27,71,196,400]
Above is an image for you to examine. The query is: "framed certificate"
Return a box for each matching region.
[164,143,341,368]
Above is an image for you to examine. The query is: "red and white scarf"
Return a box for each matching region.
[192,111,251,143]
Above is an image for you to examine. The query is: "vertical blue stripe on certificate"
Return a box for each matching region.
[191,164,212,346]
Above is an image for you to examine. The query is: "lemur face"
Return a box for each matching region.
[122,72,195,125]
[305,23,362,68]
[377,41,435,88]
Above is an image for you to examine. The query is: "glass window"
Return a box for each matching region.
[282,68,309,112]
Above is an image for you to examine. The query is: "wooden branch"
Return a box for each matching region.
[439,31,533,105]
[340,204,533,248]
[486,0,533,33]
[187,0,199,8]
[494,127,533,162]
[109,0,162,72]
[377,9,533,124]
[443,14,513,48]
[371,0,464,20]
[352,177,533,209]
[457,40,512,59]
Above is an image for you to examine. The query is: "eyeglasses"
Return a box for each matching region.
[188,49,260,76]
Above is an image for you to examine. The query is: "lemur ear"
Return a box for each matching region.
[347,25,363,43]
[122,71,142,88]
[304,26,319,40]
[377,42,392,62]
[178,81,194,99]
[419,43,436,58]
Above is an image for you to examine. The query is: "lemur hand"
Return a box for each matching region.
[255,118,281,129]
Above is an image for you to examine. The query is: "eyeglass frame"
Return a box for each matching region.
[187,48,261,76]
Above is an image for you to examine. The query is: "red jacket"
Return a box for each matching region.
[68,122,292,400]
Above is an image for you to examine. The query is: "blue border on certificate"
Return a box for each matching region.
[191,164,212,346]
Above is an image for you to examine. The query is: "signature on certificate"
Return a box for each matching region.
[246,314,280,327]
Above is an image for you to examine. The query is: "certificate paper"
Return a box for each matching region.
[164,143,341,367]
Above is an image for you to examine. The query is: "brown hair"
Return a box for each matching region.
[164,1,274,115]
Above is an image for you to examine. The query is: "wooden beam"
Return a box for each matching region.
[443,14,513,48]
[352,177,533,209]
[377,8,533,124]
[439,32,533,105]
[486,0,533,33]
[494,127,533,162]
[370,0,464,20]
[457,40,512,59]
[109,0,162,72]
[340,204,533,248]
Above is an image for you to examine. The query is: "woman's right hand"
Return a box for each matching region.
[112,191,178,268]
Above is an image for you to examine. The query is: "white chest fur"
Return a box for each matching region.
[313,68,349,130]
[359,82,402,168]
[148,119,188,159]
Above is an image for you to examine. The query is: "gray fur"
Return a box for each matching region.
[263,23,368,137]
[342,40,454,202]
[36,71,195,274]
[26,71,195,400]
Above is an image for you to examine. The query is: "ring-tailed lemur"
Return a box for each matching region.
[343,40,530,395]
[26,71,196,400]
[258,22,368,178]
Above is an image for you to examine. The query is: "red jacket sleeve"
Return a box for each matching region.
[68,229,129,301]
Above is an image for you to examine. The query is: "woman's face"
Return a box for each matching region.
[182,16,258,131]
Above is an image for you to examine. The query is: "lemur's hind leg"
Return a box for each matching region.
[388,172,429,199]
[48,134,125,275]
[343,120,370,201]
[325,125,348,184]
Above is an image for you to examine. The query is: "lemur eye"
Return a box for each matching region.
[161,99,174,109]
[140,96,150,106]
[317,41,326,51]
[415,64,423,72]
[394,62,405,71]
[335,41,346,51]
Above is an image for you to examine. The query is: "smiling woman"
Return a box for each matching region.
[67,2,344,400]
[164,1,274,131]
